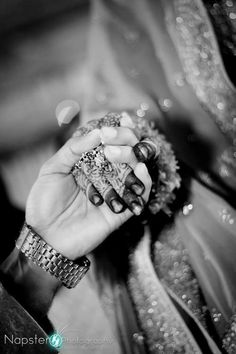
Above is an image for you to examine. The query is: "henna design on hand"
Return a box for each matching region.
[71,111,180,216]
[72,167,103,206]
[73,145,144,215]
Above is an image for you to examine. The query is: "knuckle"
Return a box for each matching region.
[39,158,54,176]
[126,145,133,155]
[67,144,78,159]
[126,128,137,141]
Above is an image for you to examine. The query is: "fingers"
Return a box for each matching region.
[72,168,103,206]
[122,190,144,216]
[105,162,151,216]
[109,162,151,216]
[78,151,126,214]
[133,163,152,203]
[104,145,138,169]
[75,143,147,215]
[40,113,153,217]
[110,162,144,196]
[102,189,126,214]
[78,149,145,215]
[104,145,145,195]
[100,126,138,146]
[120,112,136,129]
[88,184,103,206]
[107,163,145,215]
[40,129,101,175]
[133,138,160,163]
[125,170,145,196]
[85,172,126,214]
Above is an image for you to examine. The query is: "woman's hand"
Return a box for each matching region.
[26,128,152,260]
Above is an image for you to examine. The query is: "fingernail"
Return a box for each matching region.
[100,127,117,140]
[131,183,144,195]
[120,112,135,128]
[111,199,124,213]
[92,194,103,206]
[88,128,101,138]
[55,100,80,126]
[131,202,143,216]
[133,143,149,162]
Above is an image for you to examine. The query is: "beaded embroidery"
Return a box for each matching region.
[153,227,207,328]
[154,224,236,350]
[222,314,236,353]
[128,224,229,353]
[205,0,236,56]
[128,229,203,353]
[169,0,236,169]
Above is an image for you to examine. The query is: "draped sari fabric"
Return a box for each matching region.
[50,0,236,353]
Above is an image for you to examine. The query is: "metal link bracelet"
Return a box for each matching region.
[16,223,90,288]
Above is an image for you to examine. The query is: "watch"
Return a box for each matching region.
[16,223,90,288]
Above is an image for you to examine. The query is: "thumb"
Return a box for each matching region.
[40,129,101,175]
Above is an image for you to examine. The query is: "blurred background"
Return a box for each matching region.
[0,0,90,261]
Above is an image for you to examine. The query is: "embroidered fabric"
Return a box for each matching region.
[128,226,223,354]
[153,223,236,351]
[128,228,203,354]
[153,227,207,328]
[128,222,236,353]
[166,0,236,173]
[205,0,236,57]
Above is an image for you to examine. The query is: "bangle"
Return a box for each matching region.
[16,223,90,289]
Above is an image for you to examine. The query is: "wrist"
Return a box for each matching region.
[0,246,61,321]
[25,216,85,260]
[17,222,90,288]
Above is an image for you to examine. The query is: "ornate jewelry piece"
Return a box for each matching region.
[72,143,128,198]
[72,112,181,215]
[75,145,110,172]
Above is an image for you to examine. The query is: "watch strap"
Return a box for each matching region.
[16,223,90,289]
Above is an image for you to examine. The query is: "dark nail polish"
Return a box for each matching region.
[131,183,144,195]
[133,143,149,162]
[111,199,124,213]
[92,194,102,206]
[131,202,143,216]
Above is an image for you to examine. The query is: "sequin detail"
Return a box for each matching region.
[205,0,236,56]
[210,307,228,338]
[153,227,207,327]
[222,314,236,353]
[128,224,228,353]
[128,228,203,353]
[136,102,149,118]
[218,208,235,225]
[170,0,236,166]
[159,98,173,112]
[182,203,194,216]
[132,332,145,345]
[174,72,186,87]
